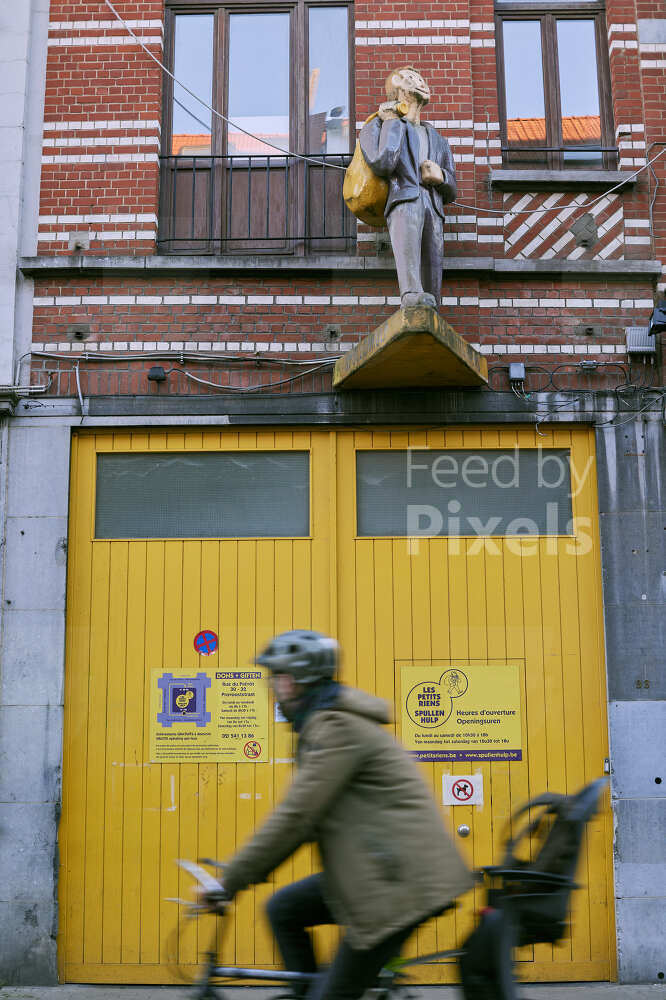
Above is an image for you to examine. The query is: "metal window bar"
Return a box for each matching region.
[247,157,251,239]
[501,144,619,153]
[158,153,354,253]
[191,158,195,240]
[208,155,215,249]
[283,160,291,246]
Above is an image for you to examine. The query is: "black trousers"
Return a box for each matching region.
[266,874,420,1000]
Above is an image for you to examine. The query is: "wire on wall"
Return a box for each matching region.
[104,0,666,219]
[26,346,665,418]
[103,0,351,171]
[27,348,340,395]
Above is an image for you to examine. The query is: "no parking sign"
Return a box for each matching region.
[194,629,218,655]
[443,773,483,806]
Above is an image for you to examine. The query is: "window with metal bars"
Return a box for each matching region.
[158,2,354,253]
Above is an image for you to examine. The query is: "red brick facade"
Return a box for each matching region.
[30,0,665,396]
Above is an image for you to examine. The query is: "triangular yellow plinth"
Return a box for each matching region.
[333,306,488,389]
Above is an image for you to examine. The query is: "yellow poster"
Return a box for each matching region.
[150,667,269,763]
[400,663,522,762]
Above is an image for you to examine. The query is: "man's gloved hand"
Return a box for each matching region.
[197,887,233,914]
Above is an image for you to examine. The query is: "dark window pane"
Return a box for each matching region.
[172,14,214,155]
[503,21,546,148]
[557,19,602,167]
[356,450,573,537]
[95,452,310,538]
[227,13,290,156]
[308,7,349,153]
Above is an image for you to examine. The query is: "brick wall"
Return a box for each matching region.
[636,0,666,296]
[32,0,664,395]
[41,0,163,253]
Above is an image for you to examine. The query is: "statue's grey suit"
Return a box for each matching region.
[359,116,457,307]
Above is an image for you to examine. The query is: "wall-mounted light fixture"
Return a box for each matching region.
[648,302,666,337]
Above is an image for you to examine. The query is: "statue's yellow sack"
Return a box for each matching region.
[343,112,388,229]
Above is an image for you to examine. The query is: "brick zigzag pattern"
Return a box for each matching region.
[502,192,624,261]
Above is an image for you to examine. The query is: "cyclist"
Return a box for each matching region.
[206,630,473,1000]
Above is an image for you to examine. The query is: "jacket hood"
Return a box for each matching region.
[335,686,392,724]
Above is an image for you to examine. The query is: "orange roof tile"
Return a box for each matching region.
[171,132,289,156]
[507,115,601,144]
[561,115,602,142]
[172,133,212,155]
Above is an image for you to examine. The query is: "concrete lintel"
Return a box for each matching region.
[493,259,660,278]
[18,254,662,281]
[490,169,638,192]
[74,388,612,423]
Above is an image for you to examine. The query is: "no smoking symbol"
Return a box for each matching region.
[452,779,474,802]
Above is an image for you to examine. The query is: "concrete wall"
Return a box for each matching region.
[0,0,49,389]
[0,419,70,984]
[596,417,666,984]
[0,0,56,983]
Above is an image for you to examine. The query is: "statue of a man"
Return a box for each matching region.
[359,67,457,309]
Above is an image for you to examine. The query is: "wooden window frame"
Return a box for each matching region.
[162,0,355,160]
[495,2,615,170]
[159,0,354,253]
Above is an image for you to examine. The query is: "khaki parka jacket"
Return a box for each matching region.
[223,686,474,948]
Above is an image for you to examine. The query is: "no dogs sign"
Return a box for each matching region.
[443,773,483,806]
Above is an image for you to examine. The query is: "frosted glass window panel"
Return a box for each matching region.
[557,19,602,167]
[95,452,309,538]
[227,13,290,156]
[308,7,349,153]
[172,15,214,155]
[503,21,546,146]
[356,450,573,536]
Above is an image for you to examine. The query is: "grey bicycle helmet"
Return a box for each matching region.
[255,629,338,684]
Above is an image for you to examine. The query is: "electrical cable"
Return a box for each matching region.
[646,140,666,243]
[486,358,666,432]
[103,0,349,170]
[507,381,666,432]
[28,348,665,406]
[594,390,666,428]
[28,351,339,395]
[19,350,341,398]
[488,360,649,395]
[173,363,336,392]
[27,349,342,366]
[74,361,85,417]
[0,374,53,396]
[104,0,666,220]
[452,145,666,215]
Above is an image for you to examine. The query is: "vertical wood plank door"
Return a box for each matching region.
[335,426,615,984]
[60,426,614,984]
[60,429,335,983]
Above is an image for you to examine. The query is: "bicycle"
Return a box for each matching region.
[169,779,607,1000]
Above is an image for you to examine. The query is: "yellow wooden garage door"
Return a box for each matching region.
[59,426,615,984]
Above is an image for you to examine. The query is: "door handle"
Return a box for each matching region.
[457,824,471,838]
